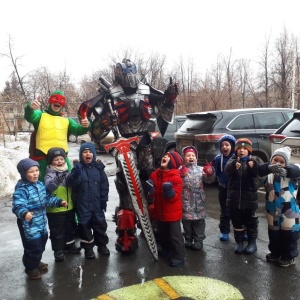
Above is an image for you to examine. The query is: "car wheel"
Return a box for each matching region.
[68,134,77,143]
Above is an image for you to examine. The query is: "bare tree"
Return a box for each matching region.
[271,27,295,107]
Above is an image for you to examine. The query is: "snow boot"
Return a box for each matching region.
[244,239,257,254]
[234,230,244,254]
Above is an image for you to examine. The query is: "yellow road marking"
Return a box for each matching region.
[153,278,180,299]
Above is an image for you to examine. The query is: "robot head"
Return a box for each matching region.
[114,58,138,88]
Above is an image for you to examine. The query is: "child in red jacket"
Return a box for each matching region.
[148,151,185,267]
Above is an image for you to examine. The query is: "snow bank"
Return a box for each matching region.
[0,133,31,199]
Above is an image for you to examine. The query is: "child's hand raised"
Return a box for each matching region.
[236,157,241,169]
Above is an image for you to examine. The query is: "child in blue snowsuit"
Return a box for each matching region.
[213,134,236,241]
[12,158,67,279]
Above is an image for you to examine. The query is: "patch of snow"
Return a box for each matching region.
[0,133,31,199]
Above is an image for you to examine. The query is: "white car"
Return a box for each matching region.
[269,110,300,164]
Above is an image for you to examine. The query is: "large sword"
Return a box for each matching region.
[104,136,158,260]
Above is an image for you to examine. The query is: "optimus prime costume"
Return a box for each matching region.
[78,58,179,260]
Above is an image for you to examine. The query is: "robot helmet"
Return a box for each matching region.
[114,58,138,88]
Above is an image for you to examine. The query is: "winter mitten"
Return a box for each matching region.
[162,182,175,199]
[180,166,189,177]
[203,163,214,176]
[72,166,81,179]
[277,167,287,178]
[268,163,281,173]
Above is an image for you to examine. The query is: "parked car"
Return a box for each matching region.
[269,110,300,164]
[151,115,187,166]
[175,108,296,165]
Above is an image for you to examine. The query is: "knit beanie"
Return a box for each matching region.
[47,147,66,164]
[182,146,198,158]
[271,146,291,165]
[235,138,252,154]
[48,90,66,107]
[167,151,183,169]
[17,158,39,181]
[79,142,97,163]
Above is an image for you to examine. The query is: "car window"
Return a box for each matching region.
[228,114,254,130]
[254,112,286,129]
[281,118,300,136]
[179,115,217,133]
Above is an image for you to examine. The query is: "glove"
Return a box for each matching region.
[162,182,175,199]
[164,78,179,106]
[203,162,214,176]
[277,167,287,178]
[72,166,81,179]
[145,179,154,195]
[268,163,281,174]
[53,173,65,185]
[180,166,189,177]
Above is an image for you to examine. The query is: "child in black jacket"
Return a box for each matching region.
[225,138,259,255]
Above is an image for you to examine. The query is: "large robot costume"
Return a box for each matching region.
[78,59,179,260]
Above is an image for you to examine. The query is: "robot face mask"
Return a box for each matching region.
[114,59,138,89]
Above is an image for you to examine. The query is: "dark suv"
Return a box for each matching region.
[150,115,187,166]
[175,108,296,165]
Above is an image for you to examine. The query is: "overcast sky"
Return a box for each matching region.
[1,0,299,90]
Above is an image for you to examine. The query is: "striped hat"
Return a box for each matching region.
[167,151,183,169]
[235,138,252,154]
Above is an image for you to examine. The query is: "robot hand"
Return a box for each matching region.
[164,77,179,106]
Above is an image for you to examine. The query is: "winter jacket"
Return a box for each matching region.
[67,161,109,223]
[149,168,183,222]
[213,134,236,187]
[12,180,63,240]
[225,155,259,210]
[180,163,210,220]
[44,166,73,213]
[258,162,300,231]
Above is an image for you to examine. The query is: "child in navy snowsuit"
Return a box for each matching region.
[67,142,109,259]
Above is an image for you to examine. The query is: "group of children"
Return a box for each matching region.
[12,142,109,279]
[12,133,300,279]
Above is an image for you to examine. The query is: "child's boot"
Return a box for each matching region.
[234,230,244,254]
[64,242,81,253]
[243,219,258,254]
[244,238,257,254]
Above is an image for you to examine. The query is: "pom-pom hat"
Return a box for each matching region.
[167,151,183,169]
[235,138,252,154]
[271,146,291,165]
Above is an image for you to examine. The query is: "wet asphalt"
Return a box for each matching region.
[1,144,300,300]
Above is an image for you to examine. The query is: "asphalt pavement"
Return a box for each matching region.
[1,147,300,300]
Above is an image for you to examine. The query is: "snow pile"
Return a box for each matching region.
[0,133,31,199]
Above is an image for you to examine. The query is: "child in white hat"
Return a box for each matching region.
[258,146,300,267]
